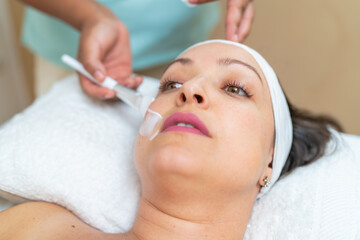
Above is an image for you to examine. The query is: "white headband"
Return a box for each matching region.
[178,39,293,198]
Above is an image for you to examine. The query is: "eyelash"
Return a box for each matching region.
[223,81,253,97]
[158,78,253,98]
[159,77,181,92]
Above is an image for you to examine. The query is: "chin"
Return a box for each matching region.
[147,143,202,179]
[140,143,208,201]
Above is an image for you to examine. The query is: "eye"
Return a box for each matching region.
[159,79,182,92]
[167,82,182,90]
[225,86,246,95]
[223,81,252,97]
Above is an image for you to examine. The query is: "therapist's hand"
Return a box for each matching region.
[189,0,255,43]
[78,16,143,100]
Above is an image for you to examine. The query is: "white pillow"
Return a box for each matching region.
[0,75,359,237]
[0,75,158,232]
[244,131,360,239]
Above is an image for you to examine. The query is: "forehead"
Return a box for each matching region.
[179,43,265,79]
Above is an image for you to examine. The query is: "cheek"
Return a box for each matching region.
[150,89,171,108]
[134,135,148,182]
[210,104,270,189]
[134,94,184,185]
[217,103,267,150]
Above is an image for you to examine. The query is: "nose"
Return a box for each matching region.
[176,80,209,109]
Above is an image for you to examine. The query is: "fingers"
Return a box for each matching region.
[79,73,115,100]
[78,37,112,99]
[76,19,141,100]
[226,0,242,42]
[79,73,144,100]
[117,75,143,89]
[128,75,144,90]
[226,0,255,42]
[78,37,107,83]
[237,1,254,42]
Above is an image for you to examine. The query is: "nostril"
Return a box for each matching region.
[194,94,203,104]
[181,93,186,102]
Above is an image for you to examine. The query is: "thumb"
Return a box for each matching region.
[83,58,107,83]
[78,36,107,83]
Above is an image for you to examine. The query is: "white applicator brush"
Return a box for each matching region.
[61,54,154,117]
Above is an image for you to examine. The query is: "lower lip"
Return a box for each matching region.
[162,126,206,136]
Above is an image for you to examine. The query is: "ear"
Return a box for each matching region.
[258,147,273,187]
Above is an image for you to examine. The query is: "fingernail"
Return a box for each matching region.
[123,81,131,88]
[233,34,239,42]
[134,76,141,83]
[94,70,105,82]
[103,94,113,99]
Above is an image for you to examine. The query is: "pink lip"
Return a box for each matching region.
[161,112,211,137]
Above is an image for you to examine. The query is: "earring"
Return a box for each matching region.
[263,177,271,188]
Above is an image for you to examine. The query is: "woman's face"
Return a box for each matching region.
[135,43,275,202]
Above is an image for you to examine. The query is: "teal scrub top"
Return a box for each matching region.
[22,0,219,70]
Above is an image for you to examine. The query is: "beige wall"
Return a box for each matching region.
[212,0,360,135]
[9,0,34,92]
[0,0,33,124]
[6,0,360,134]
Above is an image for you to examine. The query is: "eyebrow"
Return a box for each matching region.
[163,58,193,73]
[163,57,262,84]
[217,58,262,83]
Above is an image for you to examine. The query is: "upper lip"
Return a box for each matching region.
[161,112,211,137]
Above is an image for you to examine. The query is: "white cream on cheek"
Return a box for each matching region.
[139,109,163,141]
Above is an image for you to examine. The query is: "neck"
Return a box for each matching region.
[124,196,254,240]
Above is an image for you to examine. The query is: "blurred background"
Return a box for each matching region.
[0,0,359,134]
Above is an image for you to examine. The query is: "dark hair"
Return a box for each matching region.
[280,99,343,177]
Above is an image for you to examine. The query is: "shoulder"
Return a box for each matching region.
[0,201,102,240]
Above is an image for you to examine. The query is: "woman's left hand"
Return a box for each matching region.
[189,0,255,43]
